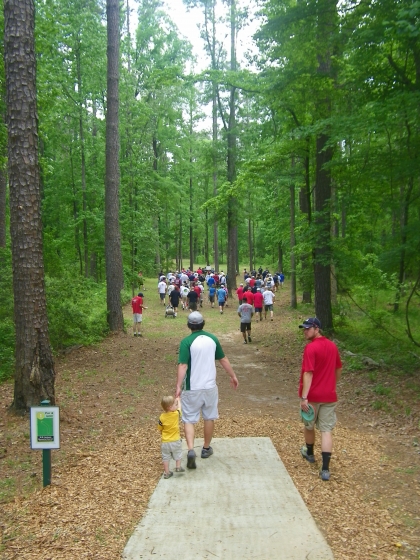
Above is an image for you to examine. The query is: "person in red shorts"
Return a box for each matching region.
[298,318,342,481]
[131,292,147,337]
[253,288,264,322]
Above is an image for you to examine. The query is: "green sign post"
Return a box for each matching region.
[30,400,60,487]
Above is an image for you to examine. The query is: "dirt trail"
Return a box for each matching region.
[0,283,419,559]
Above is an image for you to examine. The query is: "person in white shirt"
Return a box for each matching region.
[158,279,167,305]
[262,287,275,321]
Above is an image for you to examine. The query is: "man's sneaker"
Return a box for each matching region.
[201,446,213,459]
[300,445,315,463]
[175,467,185,473]
[320,469,330,481]
[243,340,247,344]
[248,336,252,342]
[163,471,173,479]
[187,450,196,469]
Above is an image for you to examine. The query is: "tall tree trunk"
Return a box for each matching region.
[277,243,283,272]
[152,136,161,268]
[314,132,334,330]
[76,45,89,277]
[290,162,297,309]
[394,178,414,311]
[209,0,219,271]
[105,0,124,331]
[0,168,6,248]
[313,0,336,331]
[300,136,312,303]
[189,107,194,270]
[70,144,83,275]
[226,0,237,293]
[5,0,56,409]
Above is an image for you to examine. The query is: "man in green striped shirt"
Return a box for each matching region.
[175,312,239,469]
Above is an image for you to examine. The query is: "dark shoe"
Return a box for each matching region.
[248,336,252,342]
[201,446,213,459]
[175,467,185,473]
[163,471,173,479]
[319,469,330,481]
[300,445,315,463]
[187,450,196,469]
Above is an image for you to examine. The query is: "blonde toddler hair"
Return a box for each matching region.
[161,395,175,412]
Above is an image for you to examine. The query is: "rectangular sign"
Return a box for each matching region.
[30,406,60,449]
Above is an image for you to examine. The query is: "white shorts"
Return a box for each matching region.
[181,386,219,423]
[161,440,182,462]
[133,313,143,323]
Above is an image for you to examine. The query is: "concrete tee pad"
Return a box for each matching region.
[123,437,333,559]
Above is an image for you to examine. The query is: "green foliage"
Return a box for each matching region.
[0,249,14,381]
[336,285,420,373]
[46,276,109,350]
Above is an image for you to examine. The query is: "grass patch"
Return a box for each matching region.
[373,384,392,396]
[0,477,16,503]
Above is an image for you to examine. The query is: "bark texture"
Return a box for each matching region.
[105,0,124,330]
[4,0,55,409]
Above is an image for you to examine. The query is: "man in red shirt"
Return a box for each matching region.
[242,287,254,306]
[298,318,342,481]
[236,284,244,303]
[131,293,147,337]
[253,289,264,321]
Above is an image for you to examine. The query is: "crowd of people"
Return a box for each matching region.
[131,267,342,484]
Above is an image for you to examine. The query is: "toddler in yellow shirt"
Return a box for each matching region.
[158,396,185,479]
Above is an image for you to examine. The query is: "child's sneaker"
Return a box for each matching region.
[163,471,173,479]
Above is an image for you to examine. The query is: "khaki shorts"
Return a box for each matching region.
[133,313,143,323]
[302,402,337,432]
[161,440,182,462]
[181,386,219,423]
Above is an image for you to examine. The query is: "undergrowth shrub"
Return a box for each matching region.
[46,276,109,350]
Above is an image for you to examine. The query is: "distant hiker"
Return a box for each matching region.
[238,297,253,344]
[187,287,199,311]
[169,285,181,317]
[279,271,285,288]
[236,284,244,303]
[158,278,167,305]
[298,318,342,482]
[131,292,147,337]
[253,288,264,322]
[158,396,185,479]
[263,287,275,320]
[180,283,189,310]
[175,312,239,469]
[216,286,226,314]
[208,285,216,308]
[137,271,145,291]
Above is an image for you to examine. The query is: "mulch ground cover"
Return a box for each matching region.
[1,281,419,559]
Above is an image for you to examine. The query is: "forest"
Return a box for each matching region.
[0,0,419,403]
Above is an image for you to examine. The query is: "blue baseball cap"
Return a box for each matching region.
[299,317,321,329]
